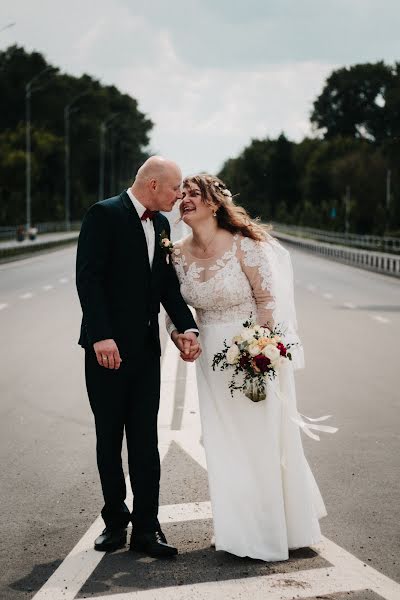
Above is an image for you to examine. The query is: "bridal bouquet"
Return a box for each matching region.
[212,319,296,402]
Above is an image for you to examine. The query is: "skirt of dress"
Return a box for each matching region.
[196,321,327,562]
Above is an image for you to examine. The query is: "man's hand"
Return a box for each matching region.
[171,331,201,362]
[93,339,122,370]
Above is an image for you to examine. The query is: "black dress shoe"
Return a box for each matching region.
[130,531,178,558]
[94,527,127,552]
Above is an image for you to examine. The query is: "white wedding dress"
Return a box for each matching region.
[167,232,328,562]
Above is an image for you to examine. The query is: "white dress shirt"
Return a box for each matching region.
[126,188,155,268]
[126,188,199,339]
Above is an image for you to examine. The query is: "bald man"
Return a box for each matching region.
[76,157,200,558]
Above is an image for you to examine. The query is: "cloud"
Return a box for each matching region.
[118,49,336,173]
[2,0,399,176]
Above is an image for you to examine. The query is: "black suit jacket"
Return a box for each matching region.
[76,191,197,356]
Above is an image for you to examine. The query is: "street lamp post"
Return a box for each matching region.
[64,91,89,230]
[98,114,119,201]
[344,185,351,235]
[385,169,391,234]
[0,22,16,34]
[25,65,52,230]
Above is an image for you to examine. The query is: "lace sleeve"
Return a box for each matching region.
[238,236,277,328]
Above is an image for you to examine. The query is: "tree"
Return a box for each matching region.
[0,46,153,225]
[218,134,299,222]
[311,62,394,143]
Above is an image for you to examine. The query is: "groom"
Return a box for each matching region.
[76,156,200,558]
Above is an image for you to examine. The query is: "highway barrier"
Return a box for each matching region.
[274,231,400,278]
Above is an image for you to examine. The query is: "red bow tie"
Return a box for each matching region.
[141,209,157,221]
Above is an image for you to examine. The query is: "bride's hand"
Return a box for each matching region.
[172,331,202,362]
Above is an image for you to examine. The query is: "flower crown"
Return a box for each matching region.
[212,180,232,198]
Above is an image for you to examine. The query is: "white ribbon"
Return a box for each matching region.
[292,413,338,442]
[276,381,338,469]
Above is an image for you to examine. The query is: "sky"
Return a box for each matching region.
[1,0,400,176]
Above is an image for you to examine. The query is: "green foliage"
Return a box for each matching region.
[219,133,299,223]
[0,45,153,225]
[310,62,394,142]
[219,61,400,236]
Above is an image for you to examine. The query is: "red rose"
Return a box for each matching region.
[253,353,270,373]
[239,352,251,368]
[277,342,287,357]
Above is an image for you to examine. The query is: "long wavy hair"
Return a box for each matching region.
[182,173,270,241]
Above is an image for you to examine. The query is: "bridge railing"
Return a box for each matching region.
[272,223,400,254]
[0,221,81,241]
[274,231,400,278]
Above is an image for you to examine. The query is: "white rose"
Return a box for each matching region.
[226,345,240,364]
[248,342,261,357]
[240,328,255,342]
[271,358,282,370]
[262,344,280,362]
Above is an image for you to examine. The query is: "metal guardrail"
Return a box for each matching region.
[272,223,400,254]
[0,232,79,261]
[274,231,400,278]
[0,221,81,241]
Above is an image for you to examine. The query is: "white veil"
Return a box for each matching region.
[264,234,305,370]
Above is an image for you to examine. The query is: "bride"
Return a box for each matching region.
[166,173,334,562]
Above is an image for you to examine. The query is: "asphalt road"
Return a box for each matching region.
[0,244,399,600]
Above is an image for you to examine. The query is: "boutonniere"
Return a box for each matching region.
[159,230,174,263]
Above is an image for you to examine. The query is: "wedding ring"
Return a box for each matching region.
[102,355,108,361]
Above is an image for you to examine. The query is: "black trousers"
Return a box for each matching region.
[85,334,161,534]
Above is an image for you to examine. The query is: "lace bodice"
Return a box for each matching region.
[168,234,277,328]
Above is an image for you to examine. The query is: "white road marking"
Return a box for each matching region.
[19,292,33,300]
[86,554,400,600]
[42,285,54,291]
[0,303,8,310]
[306,284,316,292]
[59,277,69,284]
[322,292,333,299]
[343,302,356,309]
[159,500,212,524]
[158,338,179,429]
[32,348,400,600]
[372,315,390,324]
[181,360,200,432]
[31,441,172,600]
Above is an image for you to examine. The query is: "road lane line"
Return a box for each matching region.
[19,292,33,299]
[32,350,400,600]
[59,277,69,284]
[42,285,54,291]
[159,500,212,524]
[322,293,333,299]
[372,315,390,324]
[174,434,400,600]
[31,441,172,600]
[0,303,8,310]
[343,302,356,309]
[306,284,316,292]
[84,566,385,600]
[32,349,176,600]
[158,338,179,429]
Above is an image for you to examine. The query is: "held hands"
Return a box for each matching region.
[93,339,122,370]
[172,331,202,362]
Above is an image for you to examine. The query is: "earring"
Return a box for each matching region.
[213,211,217,217]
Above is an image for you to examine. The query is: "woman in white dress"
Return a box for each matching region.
[166,174,333,562]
